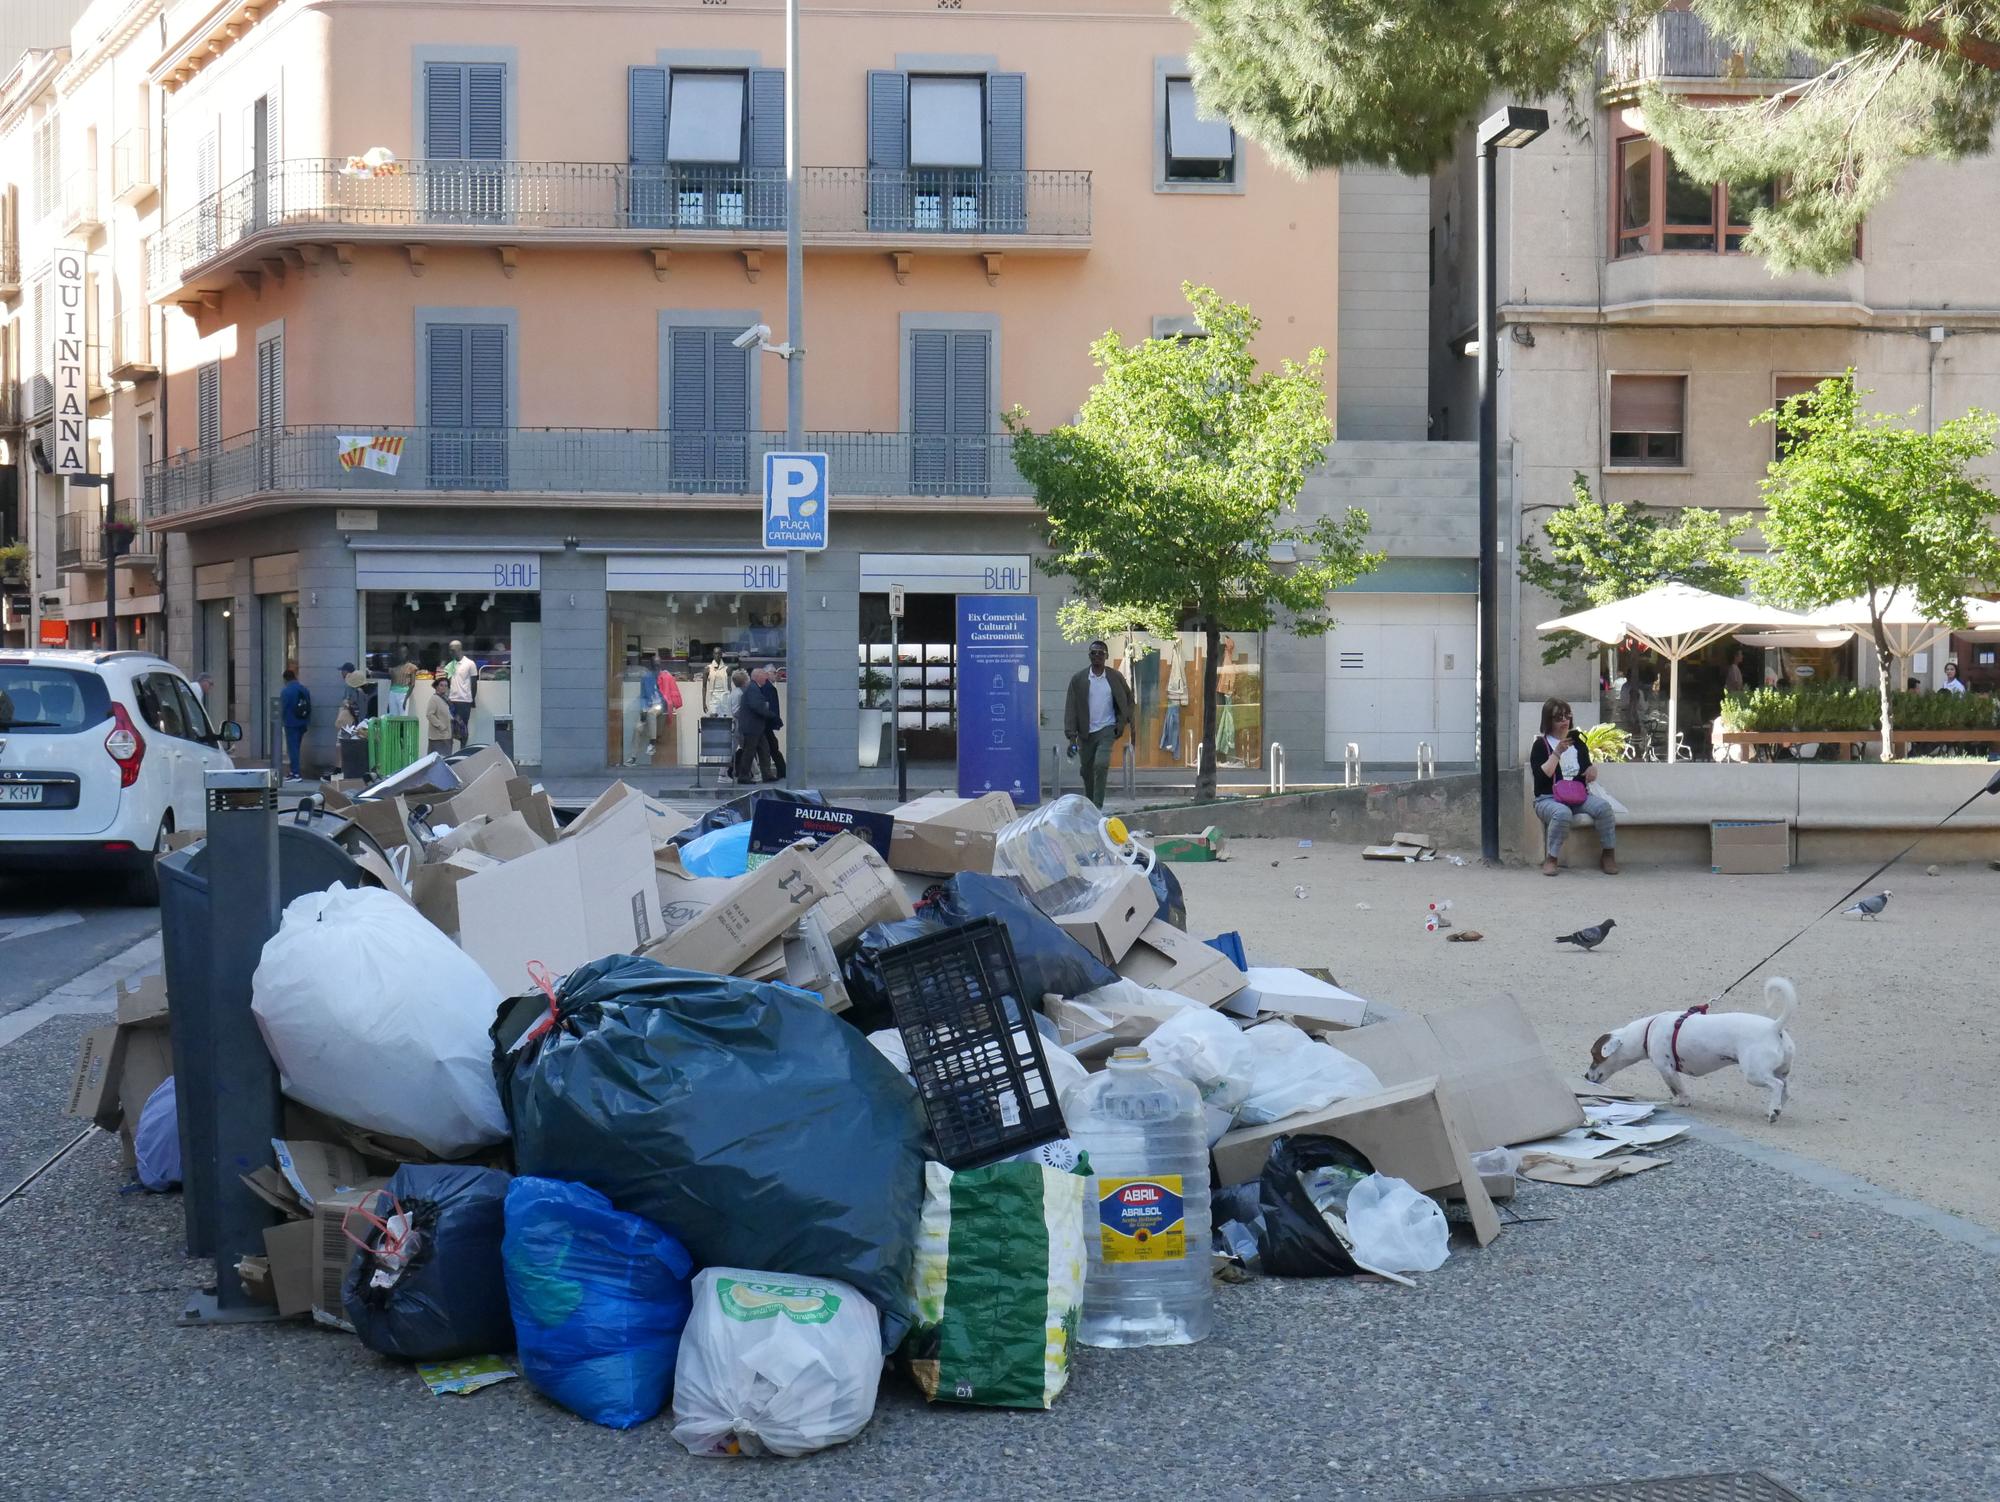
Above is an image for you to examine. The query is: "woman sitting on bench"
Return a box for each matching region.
[1531,697,1618,877]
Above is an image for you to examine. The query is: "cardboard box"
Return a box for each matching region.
[1241,966,1371,1030]
[456,794,660,993]
[1712,819,1790,875]
[346,795,420,853]
[807,832,915,952]
[506,777,562,844]
[1327,995,1583,1150]
[426,765,516,831]
[432,809,546,863]
[641,843,827,977]
[1115,920,1247,1007]
[750,800,896,863]
[117,1027,174,1122]
[263,1219,318,1318]
[1210,1076,1501,1246]
[114,974,170,1029]
[349,846,411,901]
[655,866,746,942]
[737,936,788,983]
[887,821,997,878]
[561,780,692,849]
[445,744,517,790]
[411,849,503,937]
[890,791,1017,832]
[67,1026,124,1126]
[782,911,851,1012]
[366,752,463,802]
[1052,866,1155,965]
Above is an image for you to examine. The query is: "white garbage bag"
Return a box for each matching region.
[251,884,508,1157]
[1234,1020,1382,1126]
[671,1267,883,1458]
[1343,1173,1451,1273]
[1143,1005,1252,1143]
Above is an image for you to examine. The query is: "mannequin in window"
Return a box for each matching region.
[703,648,731,715]
[628,651,663,766]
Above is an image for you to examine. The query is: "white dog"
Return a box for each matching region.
[1584,977,1798,1123]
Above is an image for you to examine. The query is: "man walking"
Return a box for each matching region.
[278,667,310,782]
[445,639,479,745]
[753,666,787,780]
[1064,639,1132,808]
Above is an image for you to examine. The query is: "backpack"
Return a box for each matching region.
[294,684,312,722]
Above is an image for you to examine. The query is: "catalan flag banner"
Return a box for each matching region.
[337,435,405,475]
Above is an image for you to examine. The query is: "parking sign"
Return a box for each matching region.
[763,451,829,551]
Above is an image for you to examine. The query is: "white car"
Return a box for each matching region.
[0,649,243,902]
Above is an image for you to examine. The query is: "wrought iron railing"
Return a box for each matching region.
[1602,9,1820,83]
[143,425,1034,519]
[57,500,147,568]
[148,159,1093,288]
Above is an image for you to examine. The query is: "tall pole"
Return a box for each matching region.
[104,504,119,650]
[1476,142,1501,864]
[782,0,809,786]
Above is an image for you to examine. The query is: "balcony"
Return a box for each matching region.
[112,127,154,206]
[148,159,1093,297]
[109,306,158,382]
[0,241,17,298]
[57,501,151,571]
[62,166,102,236]
[1603,9,1821,86]
[143,425,1035,524]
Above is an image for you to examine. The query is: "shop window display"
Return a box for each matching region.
[1112,625,1263,773]
[362,591,541,755]
[606,591,785,768]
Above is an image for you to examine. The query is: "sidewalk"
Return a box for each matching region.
[2,942,1997,1501]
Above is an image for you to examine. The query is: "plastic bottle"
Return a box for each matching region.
[1063,1046,1213,1348]
[994,794,1150,912]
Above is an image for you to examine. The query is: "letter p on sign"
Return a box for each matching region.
[763,451,829,552]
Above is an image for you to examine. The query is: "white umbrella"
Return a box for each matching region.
[1807,592,2000,670]
[1538,583,1815,759]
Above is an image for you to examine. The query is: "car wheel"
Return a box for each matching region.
[126,818,171,906]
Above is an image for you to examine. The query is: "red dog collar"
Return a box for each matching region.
[1644,1004,1710,1075]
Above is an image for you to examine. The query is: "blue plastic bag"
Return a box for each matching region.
[134,1077,180,1191]
[678,821,753,878]
[502,1176,695,1429]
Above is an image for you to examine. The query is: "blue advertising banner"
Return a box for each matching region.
[956,595,1040,804]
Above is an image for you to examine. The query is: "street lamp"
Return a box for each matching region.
[1475,104,1548,865]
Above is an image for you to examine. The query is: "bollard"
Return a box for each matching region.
[1344,742,1361,788]
[1049,741,1062,799]
[1417,741,1436,780]
[1267,742,1286,796]
[180,768,285,1325]
[1122,738,1137,799]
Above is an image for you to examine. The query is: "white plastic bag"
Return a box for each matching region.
[1234,1020,1382,1126]
[1344,1173,1451,1273]
[1144,1006,1251,1143]
[671,1267,883,1458]
[251,885,508,1157]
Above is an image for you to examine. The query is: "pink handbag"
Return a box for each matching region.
[1552,778,1589,808]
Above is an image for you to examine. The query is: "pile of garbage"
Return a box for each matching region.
[91,751,1619,1455]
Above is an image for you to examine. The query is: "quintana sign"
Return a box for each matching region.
[51,244,87,475]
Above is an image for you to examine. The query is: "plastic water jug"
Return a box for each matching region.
[994,794,1152,916]
[1064,1046,1213,1348]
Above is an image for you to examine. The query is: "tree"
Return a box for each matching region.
[1007,283,1382,801]
[1755,374,2000,759]
[1521,473,1752,664]
[1176,0,2000,274]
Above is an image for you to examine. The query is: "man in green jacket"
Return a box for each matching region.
[1063,639,1133,808]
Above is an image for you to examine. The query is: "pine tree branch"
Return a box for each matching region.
[1847,4,2000,70]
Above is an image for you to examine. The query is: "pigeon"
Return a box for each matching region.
[1842,891,1891,920]
[1556,919,1616,951]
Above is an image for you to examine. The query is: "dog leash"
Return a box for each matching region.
[1709,767,2000,1003]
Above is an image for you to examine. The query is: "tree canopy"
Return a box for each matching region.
[1006,282,1382,799]
[1176,0,2000,273]
[1521,473,1753,664]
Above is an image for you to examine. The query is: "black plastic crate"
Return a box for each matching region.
[875,917,1067,1169]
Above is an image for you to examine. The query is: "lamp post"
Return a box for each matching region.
[1475,104,1548,864]
[782,0,808,787]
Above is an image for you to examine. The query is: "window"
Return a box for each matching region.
[1773,374,1841,458]
[628,66,781,230]
[245,87,280,227]
[1164,78,1235,183]
[665,326,752,490]
[134,672,188,739]
[910,328,991,494]
[171,676,215,740]
[865,70,1024,233]
[1608,374,1686,466]
[256,332,283,486]
[667,73,745,164]
[425,324,508,486]
[33,118,57,221]
[424,63,506,222]
[910,77,984,168]
[197,361,220,451]
[1615,132,1773,257]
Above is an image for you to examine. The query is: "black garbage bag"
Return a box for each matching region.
[494,953,928,1348]
[1255,1134,1378,1278]
[342,1164,515,1360]
[672,787,827,845]
[1147,861,1187,931]
[934,872,1119,1002]
[840,912,952,1034]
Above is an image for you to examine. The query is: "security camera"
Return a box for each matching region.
[732,323,772,350]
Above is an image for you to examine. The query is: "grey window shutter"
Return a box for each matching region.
[748,68,785,230]
[867,70,910,232]
[985,73,1025,233]
[710,332,749,485]
[467,324,508,485]
[951,331,990,489]
[257,335,282,430]
[426,325,467,484]
[467,65,505,158]
[910,329,948,490]
[668,326,712,487]
[425,64,464,158]
[195,126,218,258]
[197,362,220,450]
[265,82,283,217]
[628,67,668,229]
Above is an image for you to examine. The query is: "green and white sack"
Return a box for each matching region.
[899,1159,1086,1410]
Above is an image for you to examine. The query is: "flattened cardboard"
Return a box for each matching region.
[807,832,915,952]
[456,795,659,993]
[1052,866,1155,964]
[641,843,827,977]
[445,745,517,791]
[115,974,170,1029]
[1115,920,1247,1007]
[116,1028,174,1128]
[1242,966,1370,1030]
[887,820,996,878]
[346,795,419,853]
[365,752,461,802]
[655,867,744,942]
[264,1219,318,1318]
[782,910,852,1012]
[270,1138,378,1210]
[737,936,787,982]
[411,849,503,937]
[67,1026,124,1126]
[560,780,692,848]
[349,846,411,901]
[443,809,546,863]
[1328,995,1583,1150]
[890,791,1017,832]
[1210,1076,1502,1246]
[506,778,562,844]
[425,766,515,831]
[1712,819,1790,875]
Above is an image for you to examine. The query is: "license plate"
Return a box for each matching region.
[0,785,45,805]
